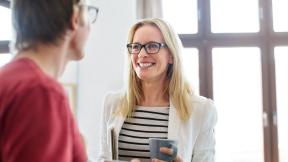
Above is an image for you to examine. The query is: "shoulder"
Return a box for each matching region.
[101,91,125,122]
[102,91,124,112]
[0,58,66,103]
[15,75,65,102]
[191,95,214,108]
[190,95,217,127]
[103,91,124,106]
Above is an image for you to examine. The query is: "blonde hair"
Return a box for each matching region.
[118,18,194,122]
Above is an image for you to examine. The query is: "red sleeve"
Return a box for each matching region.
[1,86,86,162]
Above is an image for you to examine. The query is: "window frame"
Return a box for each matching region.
[176,0,288,162]
[0,0,9,8]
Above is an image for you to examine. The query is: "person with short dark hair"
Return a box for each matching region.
[0,0,98,161]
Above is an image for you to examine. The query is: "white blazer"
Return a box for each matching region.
[97,91,217,162]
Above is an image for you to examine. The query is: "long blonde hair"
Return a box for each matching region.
[118,18,193,122]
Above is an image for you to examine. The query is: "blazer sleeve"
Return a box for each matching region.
[192,99,218,162]
[97,93,113,162]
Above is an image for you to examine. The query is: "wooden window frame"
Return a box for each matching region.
[178,0,288,162]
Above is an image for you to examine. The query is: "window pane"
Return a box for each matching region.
[213,47,264,162]
[272,0,288,32]
[0,6,12,41]
[162,0,198,34]
[182,48,199,95]
[274,47,288,162]
[0,54,12,67]
[211,0,259,33]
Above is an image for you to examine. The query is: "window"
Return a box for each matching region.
[272,0,288,32]
[274,47,288,162]
[182,48,199,94]
[210,0,259,33]
[0,5,12,41]
[213,48,264,162]
[0,2,12,67]
[163,0,288,162]
[162,0,198,34]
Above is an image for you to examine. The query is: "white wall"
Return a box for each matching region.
[60,61,78,83]
[76,0,136,159]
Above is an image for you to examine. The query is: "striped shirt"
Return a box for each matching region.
[118,106,169,162]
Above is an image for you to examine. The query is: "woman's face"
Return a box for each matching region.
[131,25,173,82]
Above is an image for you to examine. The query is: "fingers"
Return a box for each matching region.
[158,148,183,162]
[151,158,166,162]
[174,155,183,162]
[152,157,182,162]
[160,147,174,155]
[131,159,141,162]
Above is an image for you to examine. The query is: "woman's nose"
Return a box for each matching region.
[138,47,149,58]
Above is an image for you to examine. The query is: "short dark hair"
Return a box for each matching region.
[12,0,80,50]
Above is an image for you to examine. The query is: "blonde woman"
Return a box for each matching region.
[98,18,217,162]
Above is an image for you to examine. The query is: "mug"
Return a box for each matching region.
[149,138,178,162]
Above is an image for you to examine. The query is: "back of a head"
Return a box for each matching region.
[12,0,80,50]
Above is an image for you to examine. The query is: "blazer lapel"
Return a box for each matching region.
[167,102,180,140]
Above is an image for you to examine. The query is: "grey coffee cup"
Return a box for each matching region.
[149,138,178,162]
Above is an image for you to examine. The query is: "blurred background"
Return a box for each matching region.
[0,0,287,162]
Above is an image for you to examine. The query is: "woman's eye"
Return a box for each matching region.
[147,43,158,49]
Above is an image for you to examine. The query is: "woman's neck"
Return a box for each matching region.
[140,81,169,107]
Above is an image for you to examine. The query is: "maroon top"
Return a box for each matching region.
[0,58,87,162]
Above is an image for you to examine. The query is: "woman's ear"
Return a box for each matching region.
[168,55,173,64]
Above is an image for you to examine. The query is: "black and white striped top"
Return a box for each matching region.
[118,106,170,162]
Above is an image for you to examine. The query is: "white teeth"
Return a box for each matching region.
[139,63,153,67]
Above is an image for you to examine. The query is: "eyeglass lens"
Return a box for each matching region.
[88,7,98,23]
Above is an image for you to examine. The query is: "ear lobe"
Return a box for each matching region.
[168,55,173,64]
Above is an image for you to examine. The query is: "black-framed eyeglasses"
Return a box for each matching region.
[79,4,99,24]
[127,42,167,54]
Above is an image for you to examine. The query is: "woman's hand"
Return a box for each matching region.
[151,147,183,162]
